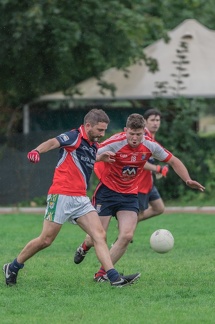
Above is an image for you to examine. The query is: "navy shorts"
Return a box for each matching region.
[92,183,139,217]
[138,185,161,212]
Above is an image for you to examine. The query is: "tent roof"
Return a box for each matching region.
[38,19,215,102]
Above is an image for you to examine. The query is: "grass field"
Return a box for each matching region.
[1,212,215,324]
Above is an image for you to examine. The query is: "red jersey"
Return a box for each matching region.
[138,127,155,194]
[48,125,98,196]
[96,131,172,194]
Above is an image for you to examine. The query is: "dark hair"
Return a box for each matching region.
[84,109,110,126]
[126,113,145,129]
[143,108,162,120]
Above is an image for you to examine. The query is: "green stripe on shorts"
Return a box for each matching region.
[44,194,59,222]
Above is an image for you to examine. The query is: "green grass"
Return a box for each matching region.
[165,194,215,207]
[1,213,215,324]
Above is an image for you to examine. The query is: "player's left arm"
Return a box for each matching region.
[167,155,205,192]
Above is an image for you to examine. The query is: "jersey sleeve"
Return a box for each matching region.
[152,142,172,162]
[143,138,172,162]
[97,143,116,155]
[97,132,126,155]
[56,130,79,148]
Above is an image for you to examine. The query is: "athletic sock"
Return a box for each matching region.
[95,266,106,278]
[106,269,120,282]
[82,242,90,251]
[9,258,24,273]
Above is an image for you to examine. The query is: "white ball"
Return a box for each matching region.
[150,229,174,253]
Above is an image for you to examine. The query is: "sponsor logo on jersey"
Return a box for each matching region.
[59,134,69,142]
[122,166,138,175]
[82,145,96,155]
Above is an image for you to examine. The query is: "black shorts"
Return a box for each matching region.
[92,183,139,217]
[138,185,161,212]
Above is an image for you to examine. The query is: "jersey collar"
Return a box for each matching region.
[79,125,97,146]
[144,127,154,139]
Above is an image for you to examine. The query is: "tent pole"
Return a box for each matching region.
[23,104,29,134]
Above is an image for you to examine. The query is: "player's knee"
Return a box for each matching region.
[119,232,133,245]
[40,236,53,248]
[99,229,107,242]
[157,204,165,214]
[92,228,107,244]
[137,210,144,221]
[161,206,165,213]
[152,201,165,215]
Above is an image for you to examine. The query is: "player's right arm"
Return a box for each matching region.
[27,138,60,163]
[144,161,169,177]
[35,138,60,153]
[96,151,116,163]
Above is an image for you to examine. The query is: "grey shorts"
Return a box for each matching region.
[44,194,96,225]
[138,185,161,212]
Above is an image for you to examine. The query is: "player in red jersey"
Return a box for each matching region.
[137,108,167,223]
[74,113,205,282]
[94,108,167,224]
[3,109,141,288]
[93,108,167,225]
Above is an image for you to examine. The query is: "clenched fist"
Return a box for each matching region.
[27,150,40,163]
[156,165,169,177]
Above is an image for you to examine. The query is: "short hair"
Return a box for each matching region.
[143,108,162,120]
[126,113,145,129]
[84,109,110,126]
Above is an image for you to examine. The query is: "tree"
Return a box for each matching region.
[0,0,168,135]
[1,0,215,135]
[0,0,166,109]
[143,0,215,31]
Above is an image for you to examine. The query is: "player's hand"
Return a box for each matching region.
[27,150,40,163]
[186,180,205,192]
[96,151,116,163]
[156,165,169,177]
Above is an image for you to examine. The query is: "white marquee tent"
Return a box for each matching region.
[38,19,215,102]
[23,20,215,133]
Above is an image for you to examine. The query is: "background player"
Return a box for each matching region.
[138,108,167,222]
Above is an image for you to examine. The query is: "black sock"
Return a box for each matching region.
[9,258,24,273]
[106,269,120,282]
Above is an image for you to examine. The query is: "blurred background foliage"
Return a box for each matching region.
[1,0,215,110]
[0,0,215,205]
